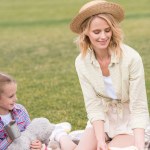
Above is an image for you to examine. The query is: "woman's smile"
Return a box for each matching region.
[87,16,112,51]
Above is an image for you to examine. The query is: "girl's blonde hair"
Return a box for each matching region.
[0,73,16,94]
[75,13,123,58]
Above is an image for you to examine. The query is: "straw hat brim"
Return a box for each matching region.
[70,1,124,34]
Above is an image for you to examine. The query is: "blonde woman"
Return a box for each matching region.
[50,1,149,150]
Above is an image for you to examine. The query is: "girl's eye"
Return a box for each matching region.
[9,95,14,98]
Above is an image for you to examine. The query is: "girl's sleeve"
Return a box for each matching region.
[23,106,31,128]
[19,104,31,128]
[0,138,12,150]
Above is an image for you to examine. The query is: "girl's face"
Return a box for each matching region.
[0,82,17,115]
[87,16,112,52]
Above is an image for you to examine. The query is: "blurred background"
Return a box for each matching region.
[0,0,149,129]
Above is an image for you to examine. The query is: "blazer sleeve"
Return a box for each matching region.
[129,54,149,129]
[75,57,105,123]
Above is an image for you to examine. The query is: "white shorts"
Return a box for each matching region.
[86,102,133,138]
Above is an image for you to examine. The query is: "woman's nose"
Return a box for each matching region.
[100,31,106,39]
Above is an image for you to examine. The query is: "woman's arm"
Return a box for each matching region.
[129,53,149,129]
[129,54,149,149]
[75,57,105,123]
[133,128,145,150]
[93,120,108,150]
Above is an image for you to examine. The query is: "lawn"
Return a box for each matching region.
[0,0,149,129]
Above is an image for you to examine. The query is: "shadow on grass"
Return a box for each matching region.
[0,12,149,28]
[0,18,70,27]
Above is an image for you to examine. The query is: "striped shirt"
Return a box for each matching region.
[0,104,30,150]
[75,44,149,129]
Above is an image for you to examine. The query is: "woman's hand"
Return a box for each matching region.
[92,120,108,150]
[97,141,108,150]
[134,128,145,150]
[30,140,42,150]
[135,140,144,150]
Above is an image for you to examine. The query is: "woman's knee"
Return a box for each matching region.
[75,128,97,150]
[108,134,134,148]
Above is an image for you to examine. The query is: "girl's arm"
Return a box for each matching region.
[17,104,31,129]
[0,136,12,150]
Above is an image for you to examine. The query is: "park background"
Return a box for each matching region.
[0,0,149,129]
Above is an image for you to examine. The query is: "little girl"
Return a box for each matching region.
[0,72,72,150]
[0,72,43,150]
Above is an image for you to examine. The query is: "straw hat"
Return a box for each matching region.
[70,0,124,34]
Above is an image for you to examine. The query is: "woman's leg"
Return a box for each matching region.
[108,134,134,148]
[59,128,97,150]
[59,135,77,150]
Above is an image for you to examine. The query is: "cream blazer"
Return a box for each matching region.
[75,44,149,129]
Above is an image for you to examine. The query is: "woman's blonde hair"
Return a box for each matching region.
[0,72,16,94]
[75,13,123,58]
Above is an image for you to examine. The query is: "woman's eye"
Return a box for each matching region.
[93,31,100,34]
[105,28,111,32]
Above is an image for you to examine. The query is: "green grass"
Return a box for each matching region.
[0,0,149,129]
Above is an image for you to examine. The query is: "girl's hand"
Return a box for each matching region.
[30,140,42,150]
[7,136,12,143]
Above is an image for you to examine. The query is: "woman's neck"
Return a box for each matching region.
[93,48,111,76]
[94,48,110,61]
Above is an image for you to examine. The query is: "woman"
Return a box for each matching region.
[51,0,149,150]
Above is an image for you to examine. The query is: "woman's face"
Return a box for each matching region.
[87,16,112,51]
